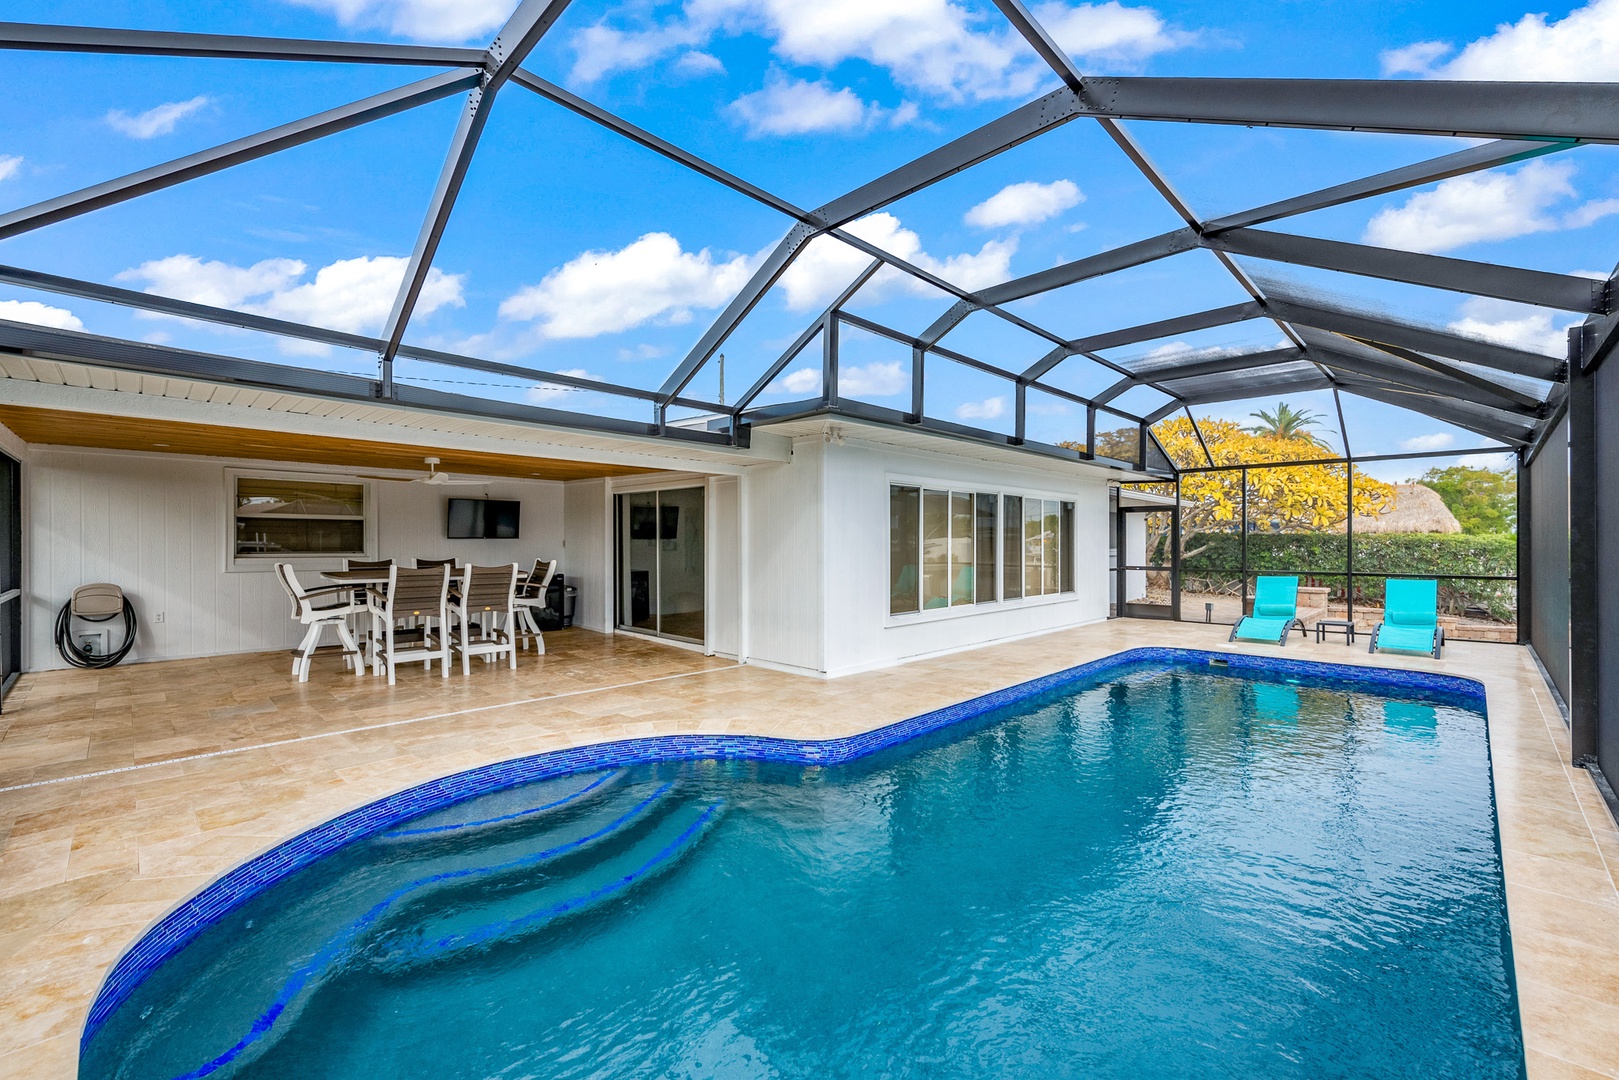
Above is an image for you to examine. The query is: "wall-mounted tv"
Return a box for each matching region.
[446,498,521,539]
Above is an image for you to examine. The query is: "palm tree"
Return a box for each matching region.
[1246,401,1331,447]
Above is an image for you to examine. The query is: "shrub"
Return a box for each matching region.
[1174,531,1518,620]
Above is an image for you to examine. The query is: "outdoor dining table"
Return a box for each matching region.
[320,568,532,587]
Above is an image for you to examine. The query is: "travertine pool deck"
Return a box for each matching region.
[1,621,1615,1078]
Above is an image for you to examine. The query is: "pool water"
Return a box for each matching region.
[83,660,1523,1079]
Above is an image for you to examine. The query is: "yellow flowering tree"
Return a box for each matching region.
[1072,415,1397,573]
[1152,416,1395,533]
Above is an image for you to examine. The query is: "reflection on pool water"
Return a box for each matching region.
[84,658,1521,1080]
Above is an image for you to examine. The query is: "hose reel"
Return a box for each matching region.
[55,583,138,669]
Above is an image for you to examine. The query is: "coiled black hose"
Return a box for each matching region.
[54,598,137,669]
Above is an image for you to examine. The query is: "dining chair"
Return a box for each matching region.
[368,564,452,684]
[273,563,368,682]
[449,564,520,675]
[512,559,559,655]
[416,557,457,569]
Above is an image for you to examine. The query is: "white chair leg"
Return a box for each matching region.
[334,620,363,678]
[295,623,321,682]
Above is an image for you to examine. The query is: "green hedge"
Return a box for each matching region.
[1170,531,1518,620]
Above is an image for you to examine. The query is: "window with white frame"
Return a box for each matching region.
[889,484,1074,616]
[232,473,372,560]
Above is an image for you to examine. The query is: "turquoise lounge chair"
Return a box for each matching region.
[1369,578,1443,659]
[1229,575,1304,646]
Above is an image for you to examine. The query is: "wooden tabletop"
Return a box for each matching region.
[321,568,530,585]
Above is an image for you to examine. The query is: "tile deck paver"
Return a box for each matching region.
[0,620,1615,1078]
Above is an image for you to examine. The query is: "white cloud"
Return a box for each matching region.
[674,50,726,77]
[1448,297,1575,357]
[1379,41,1453,77]
[573,0,1193,99]
[500,232,756,339]
[842,360,908,396]
[956,395,1006,420]
[1034,1,1198,68]
[776,367,821,395]
[105,96,210,139]
[1563,198,1619,229]
[1401,432,1455,452]
[1362,160,1617,254]
[0,299,83,331]
[285,0,513,42]
[617,342,667,361]
[0,155,21,182]
[570,21,707,82]
[770,359,907,397]
[527,368,597,403]
[778,212,1015,310]
[1381,0,1619,80]
[965,179,1083,228]
[729,74,915,137]
[117,254,464,349]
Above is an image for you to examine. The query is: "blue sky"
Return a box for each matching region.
[1,0,1616,480]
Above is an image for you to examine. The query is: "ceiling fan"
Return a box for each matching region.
[358,457,491,486]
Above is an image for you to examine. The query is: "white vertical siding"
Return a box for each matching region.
[26,449,564,670]
[708,475,740,659]
[743,439,825,674]
[562,478,610,633]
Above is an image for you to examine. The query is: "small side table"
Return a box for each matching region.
[1315,619,1355,645]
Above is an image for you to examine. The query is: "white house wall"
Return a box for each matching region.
[25,448,563,671]
[817,435,1111,678]
[708,476,740,659]
[562,478,611,633]
[741,439,825,674]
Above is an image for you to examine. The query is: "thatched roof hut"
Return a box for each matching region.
[1348,483,1461,534]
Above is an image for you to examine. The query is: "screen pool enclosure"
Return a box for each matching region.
[0,2,1615,811]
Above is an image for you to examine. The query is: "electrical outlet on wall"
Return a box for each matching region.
[153,611,166,624]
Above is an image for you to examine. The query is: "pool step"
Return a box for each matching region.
[370,799,727,973]
[381,769,626,840]
[149,782,687,1080]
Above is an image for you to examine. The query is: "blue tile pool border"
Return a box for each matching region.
[79,646,1486,1052]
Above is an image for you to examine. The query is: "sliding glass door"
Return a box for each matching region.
[615,486,705,644]
[0,451,19,711]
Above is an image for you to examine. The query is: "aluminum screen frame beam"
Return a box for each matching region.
[1331,333,1551,411]
[810,87,1082,227]
[1091,346,1306,404]
[1305,342,1544,417]
[377,0,577,373]
[1023,301,1264,381]
[0,318,743,446]
[0,264,711,410]
[991,0,1310,382]
[1336,378,1535,445]
[918,139,1578,348]
[1204,139,1573,232]
[0,69,481,243]
[1209,228,1608,313]
[657,223,816,405]
[511,69,809,222]
[1143,370,1336,424]
[0,22,486,65]
[1072,78,1619,143]
[1264,292,1566,381]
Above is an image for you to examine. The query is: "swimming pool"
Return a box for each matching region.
[82,649,1523,1079]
